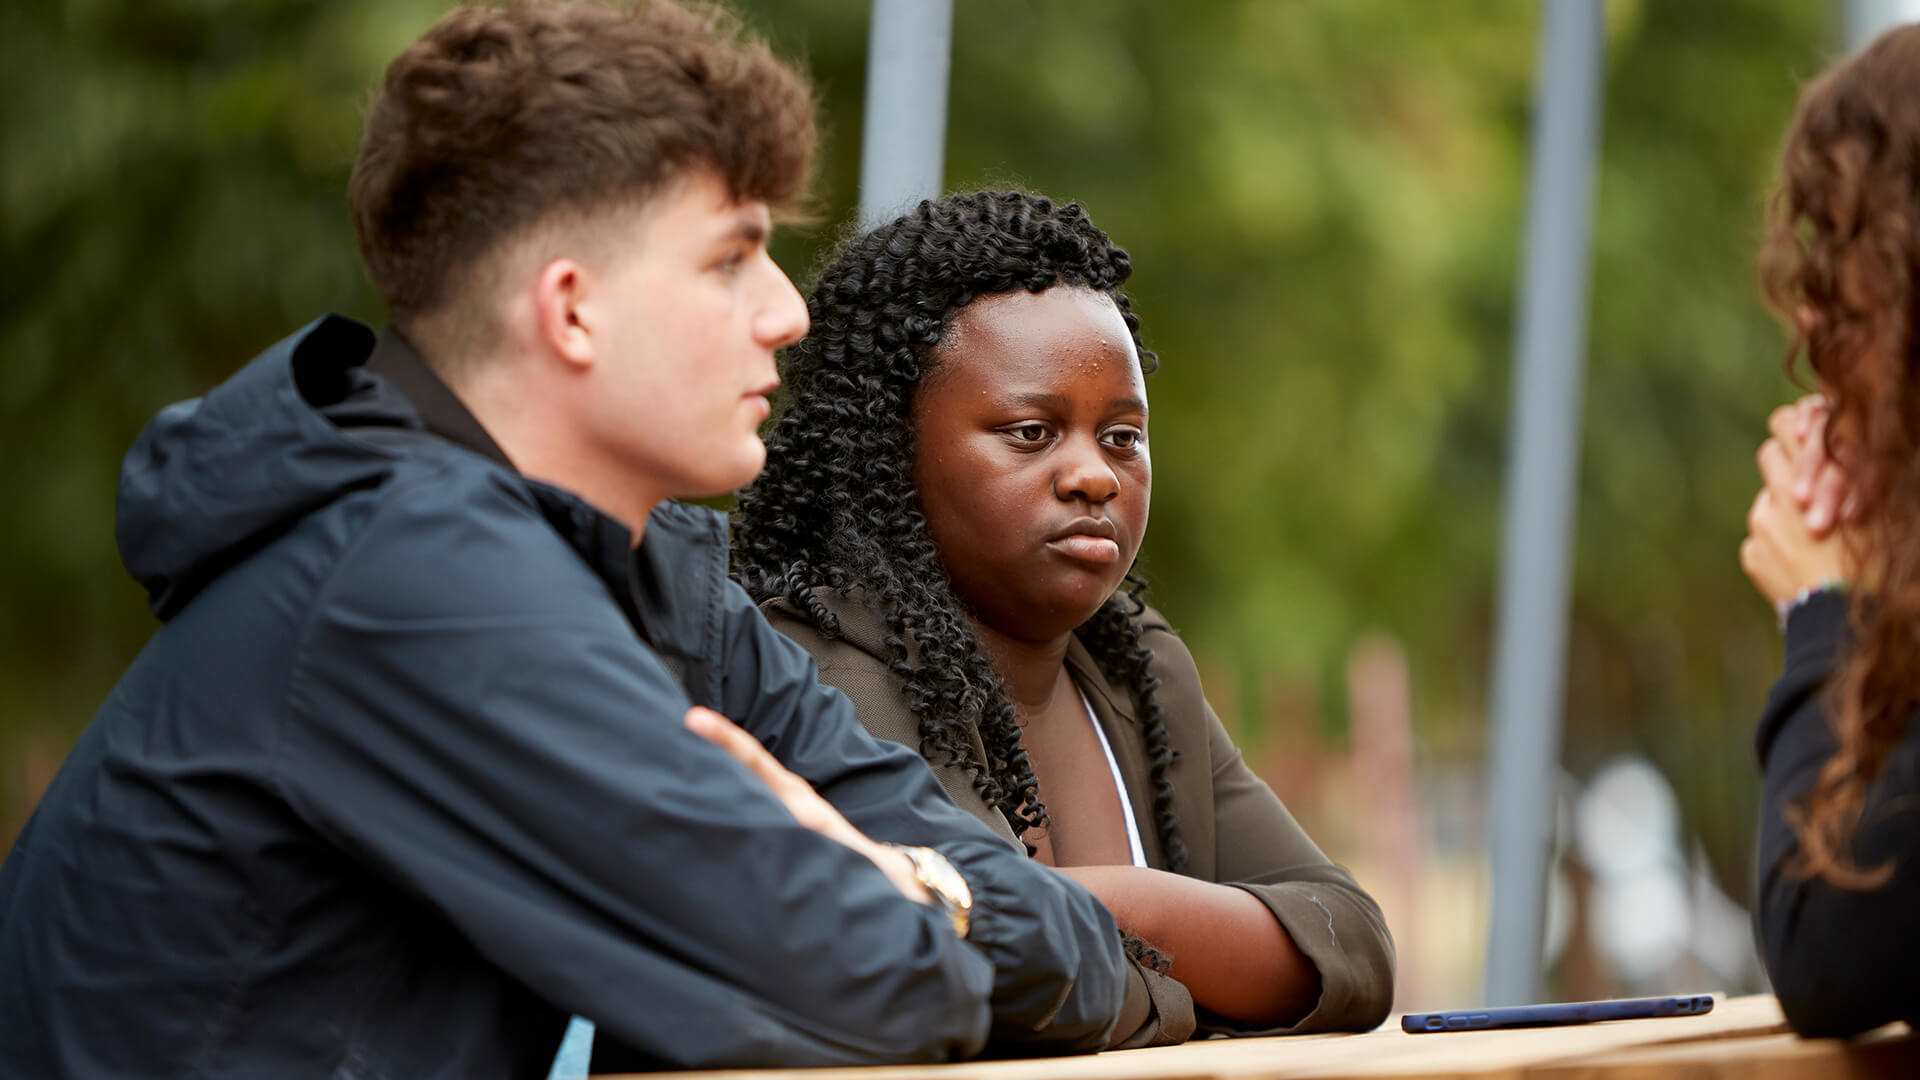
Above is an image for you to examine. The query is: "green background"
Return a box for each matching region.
[1,0,1841,1002]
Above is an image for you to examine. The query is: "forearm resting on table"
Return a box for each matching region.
[1057,865,1319,1026]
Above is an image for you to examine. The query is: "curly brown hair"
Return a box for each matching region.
[1758,26,1920,889]
[349,0,815,355]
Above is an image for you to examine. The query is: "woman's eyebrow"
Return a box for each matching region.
[989,390,1147,414]
[994,390,1073,411]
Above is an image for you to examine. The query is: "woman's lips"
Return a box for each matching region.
[1046,534,1122,564]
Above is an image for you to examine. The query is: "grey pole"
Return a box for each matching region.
[1482,0,1606,1008]
[857,0,954,229]
[1846,0,1920,47]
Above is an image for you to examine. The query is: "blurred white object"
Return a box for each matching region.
[1574,756,1689,984]
[1575,756,1679,880]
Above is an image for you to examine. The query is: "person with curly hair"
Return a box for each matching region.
[1742,26,1920,1038]
[734,190,1395,1047]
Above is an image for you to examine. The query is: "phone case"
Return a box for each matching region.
[1400,994,1716,1034]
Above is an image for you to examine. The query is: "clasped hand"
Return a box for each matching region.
[1740,394,1852,612]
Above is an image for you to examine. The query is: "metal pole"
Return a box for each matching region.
[856,0,953,229]
[1483,0,1605,1008]
[1846,0,1920,47]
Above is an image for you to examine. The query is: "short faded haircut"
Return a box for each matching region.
[349,0,816,344]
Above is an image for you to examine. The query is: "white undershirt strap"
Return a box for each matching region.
[1078,686,1148,868]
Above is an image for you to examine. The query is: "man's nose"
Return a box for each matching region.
[756,260,810,350]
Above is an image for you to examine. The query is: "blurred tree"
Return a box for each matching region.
[0,0,1837,933]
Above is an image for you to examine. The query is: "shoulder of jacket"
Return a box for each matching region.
[325,460,604,615]
[1128,603,1200,674]
[1125,604,1213,732]
[760,587,898,661]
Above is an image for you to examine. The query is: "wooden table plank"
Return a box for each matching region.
[1529,1023,1920,1080]
[609,994,1894,1080]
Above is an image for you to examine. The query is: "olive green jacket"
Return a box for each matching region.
[764,590,1396,1047]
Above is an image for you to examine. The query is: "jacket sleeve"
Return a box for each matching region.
[1106,958,1198,1048]
[1753,589,1920,1037]
[1146,626,1396,1036]
[715,584,1128,1054]
[275,471,997,1069]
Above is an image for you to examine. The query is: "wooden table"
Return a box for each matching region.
[613,995,1918,1079]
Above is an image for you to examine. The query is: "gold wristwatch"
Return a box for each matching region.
[892,844,973,938]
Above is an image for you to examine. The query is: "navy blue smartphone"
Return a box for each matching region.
[1401,994,1716,1034]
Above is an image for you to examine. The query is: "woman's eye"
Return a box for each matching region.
[1104,427,1143,451]
[1008,423,1050,443]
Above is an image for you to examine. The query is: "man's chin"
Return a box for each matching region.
[671,443,765,500]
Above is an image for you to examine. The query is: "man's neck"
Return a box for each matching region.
[463,377,663,545]
[398,333,662,545]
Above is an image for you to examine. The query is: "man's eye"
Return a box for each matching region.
[1104,427,1143,450]
[1008,423,1049,442]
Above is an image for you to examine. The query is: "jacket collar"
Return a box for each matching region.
[355,324,739,679]
[797,584,1161,861]
[364,329,516,472]
[802,587,1140,726]
[1064,634,1139,726]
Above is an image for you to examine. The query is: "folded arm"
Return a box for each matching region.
[280,477,997,1069]
[717,584,1128,1054]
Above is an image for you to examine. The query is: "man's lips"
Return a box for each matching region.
[1045,517,1121,564]
[744,382,778,421]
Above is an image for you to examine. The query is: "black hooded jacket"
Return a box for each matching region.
[0,316,1124,1078]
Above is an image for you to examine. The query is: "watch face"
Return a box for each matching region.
[910,847,972,937]
[928,851,971,905]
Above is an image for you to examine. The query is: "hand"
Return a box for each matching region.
[1741,432,1848,610]
[684,707,928,904]
[1769,394,1857,536]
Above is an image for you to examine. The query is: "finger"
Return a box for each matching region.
[1792,409,1831,502]
[685,706,829,821]
[1768,404,1799,445]
[1797,393,1827,434]
[1797,393,1829,438]
[686,707,784,782]
[1739,536,1785,606]
[1739,535,1764,583]
[1808,463,1849,536]
[1757,439,1796,501]
[1747,487,1771,538]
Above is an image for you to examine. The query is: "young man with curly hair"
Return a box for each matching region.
[0,4,1124,1076]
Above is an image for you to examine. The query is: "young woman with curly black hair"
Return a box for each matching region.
[733,191,1395,1047]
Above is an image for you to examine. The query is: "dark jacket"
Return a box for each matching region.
[1755,590,1919,1037]
[0,317,1125,1079]
[763,590,1397,1047]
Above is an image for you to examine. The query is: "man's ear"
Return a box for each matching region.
[532,258,596,371]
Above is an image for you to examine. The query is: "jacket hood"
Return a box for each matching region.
[117,316,417,620]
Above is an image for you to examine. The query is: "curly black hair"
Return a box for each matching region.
[732,190,1189,873]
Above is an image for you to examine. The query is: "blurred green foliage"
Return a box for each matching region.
[0,0,1839,907]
